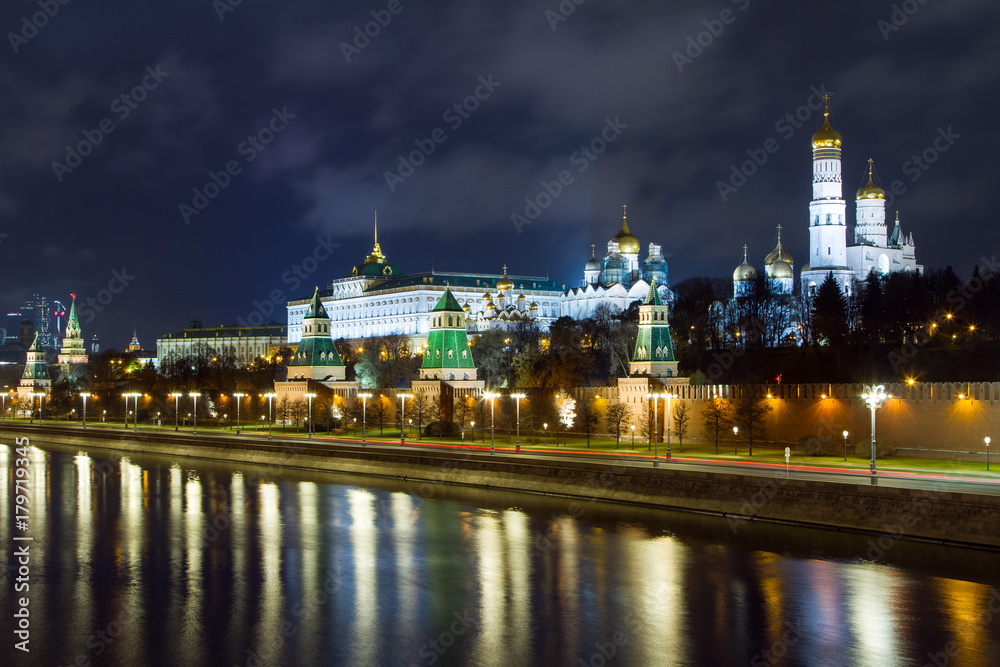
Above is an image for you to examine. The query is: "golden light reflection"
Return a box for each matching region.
[557,516,581,655]
[935,577,989,654]
[228,472,248,655]
[474,512,505,662]
[753,551,785,649]
[254,482,284,661]
[348,489,377,665]
[391,493,416,641]
[0,447,8,545]
[181,475,204,662]
[73,454,94,638]
[120,457,146,662]
[845,565,904,667]
[627,535,686,661]
[503,510,531,663]
[298,481,321,664]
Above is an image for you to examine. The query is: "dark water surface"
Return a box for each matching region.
[1,440,999,666]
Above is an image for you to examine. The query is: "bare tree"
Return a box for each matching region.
[701,396,732,454]
[605,400,631,448]
[733,396,772,456]
[411,391,434,439]
[671,401,690,451]
[578,396,601,448]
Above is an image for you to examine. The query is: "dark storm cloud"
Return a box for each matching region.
[0,0,996,347]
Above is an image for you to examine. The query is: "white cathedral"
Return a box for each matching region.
[800,99,921,296]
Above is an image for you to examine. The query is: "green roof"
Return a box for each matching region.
[432,288,463,313]
[304,287,329,319]
[644,280,663,306]
[421,329,476,370]
[289,336,344,367]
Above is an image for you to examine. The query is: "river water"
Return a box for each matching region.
[1,440,998,666]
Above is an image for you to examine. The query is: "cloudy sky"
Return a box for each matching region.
[1,0,997,348]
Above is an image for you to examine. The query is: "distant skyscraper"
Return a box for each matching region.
[90,334,100,354]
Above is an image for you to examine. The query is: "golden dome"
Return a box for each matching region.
[462,303,471,312]
[767,259,793,280]
[856,159,885,199]
[612,206,640,255]
[529,302,538,311]
[481,291,492,302]
[517,291,526,302]
[496,265,514,292]
[811,112,842,150]
[764,226,793,267]
[733,245,756,282]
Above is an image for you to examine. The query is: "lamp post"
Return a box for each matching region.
[842,430,849,462]
[80,392,89,428]
[125,393,141,431]
[264,392,276,439]
[1,391,7,422]
[543,422,547,444]
[170,393,183,431]
[986,436,991,471]
[305,393,316,438]
[396,393,411,443]
[733,425,739,455]
[665,393,677,459]
[862,384,888,482]
[646,393,661,467]
[484,392,498,455]
[233,392,245,434]
[511,393,526,451]
[358,393,372,444]
[630,424,635,447]
[122,393,129,430]
[470,421,475,443]
[189,392,201,434]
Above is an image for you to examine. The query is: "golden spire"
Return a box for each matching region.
[743,244,748,263]
[363,210,386,264]
[812,94,842,149]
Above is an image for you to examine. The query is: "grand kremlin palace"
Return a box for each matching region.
[286,211,672,346]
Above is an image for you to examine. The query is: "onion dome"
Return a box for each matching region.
[812,98,841,149]
[768,259,793,280]
[481,291,492,302]
[733,245,756,282]
[529,302,538,311]
[764,226,793,267]
[462,303,471,312]
[856,158,885,199]
[585,244,601,272]
[517,291,526,302]
[612,206,640,254]
[496,265,514,292]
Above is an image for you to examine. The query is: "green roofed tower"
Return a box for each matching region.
[420,287,477,380]
[630,278,679,378]
[288,287,346,381]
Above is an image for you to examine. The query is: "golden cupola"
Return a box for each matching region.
[496,265,514,292]
[612,206,640,255]
[856,158,885,200]
[811,97,842,150]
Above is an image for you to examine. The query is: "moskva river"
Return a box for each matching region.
[1,441,998,666]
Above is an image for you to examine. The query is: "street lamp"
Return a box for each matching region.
[665,393,677,459]
[511,393,526,451]
[1,391,8,422]
[189,392,201,434]
[484,392,499,455]
[986,436,991,471]
[842,430,849,462]
[80,392,90,428]
[862,384,888,481]
[397,393,412,444]
[305,393,317,438]
[233,392,245,434]
[543,422,548,444]
[264,392,277,439]
[170,392,183,431]
[646,393,662,467]
[358,393,372,444]
[470,421,476,443]
[733,425,739,455]
[122,393,129,430]
[630,423,635,447]
[124,393,141,431]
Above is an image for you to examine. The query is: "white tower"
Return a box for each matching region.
[854,158,887,248]
[802,97,853,296]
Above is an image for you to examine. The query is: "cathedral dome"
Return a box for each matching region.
[856,160,885,199]
[529,302,538,311]
[496,266,514,292]
[733,245,756,282]
[764,228,793,267]
[612,214,640,255]
[585,245,601,272]
[481,291,492,302]
[767,259,793,280]
[517,291,526,302]
[811,113,842,150]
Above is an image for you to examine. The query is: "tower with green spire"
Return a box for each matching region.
[420,288,477,380]
[57,293,89,366]
[18,332,51,407]
[630,278,678,377]
[288,287,346,381]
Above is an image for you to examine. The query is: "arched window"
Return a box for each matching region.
[447,350,454,359]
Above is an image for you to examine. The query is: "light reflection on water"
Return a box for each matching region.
[1,443,998,667]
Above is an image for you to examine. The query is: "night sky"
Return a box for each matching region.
[1,0,996,349]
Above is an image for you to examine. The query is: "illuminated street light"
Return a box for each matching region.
[397,393,411,444]
[170,393,183,431]
[484,392,499,455]
[124,393,142,431]
[233,392,246,434]
[79,392,90,428]
[189,392,201,434]
[264,392,277,439]
[842,430,849,462]
[630,424,635,447]
[358,393,372,444]
[986,436,991,471]
[733,425,739,455]
[646,393,664,467]
[511,393,526,451]
[305,393,317,438]
[862,384,888,482]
